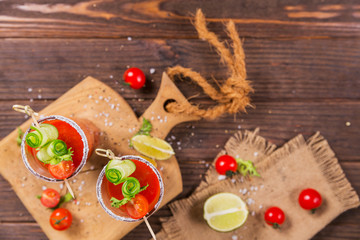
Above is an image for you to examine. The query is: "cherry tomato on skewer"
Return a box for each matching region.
[48,161,76,179]
[123,67,146,89]
[50,208,72,231]
[40,188,60,208]
[125,194,149,219]
[264,206,285,229]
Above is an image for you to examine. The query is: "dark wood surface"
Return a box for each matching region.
[1,0,359,239]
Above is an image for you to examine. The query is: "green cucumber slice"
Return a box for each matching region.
[105,159,136,185]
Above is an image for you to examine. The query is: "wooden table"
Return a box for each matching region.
[0,1,359,239]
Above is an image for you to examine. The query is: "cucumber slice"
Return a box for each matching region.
[105,159,136,185]
[36,142,52,163]
[26,123,59,148]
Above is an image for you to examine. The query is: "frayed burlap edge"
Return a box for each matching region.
[307,132,360,210]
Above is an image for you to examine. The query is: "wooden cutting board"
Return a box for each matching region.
[0,73,199,240]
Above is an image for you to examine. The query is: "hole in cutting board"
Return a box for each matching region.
[163,99,176,113]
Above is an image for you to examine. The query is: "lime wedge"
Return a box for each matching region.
[131,135,175,160]
[204,193,248,232]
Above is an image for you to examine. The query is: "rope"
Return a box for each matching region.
[166,9,253,120]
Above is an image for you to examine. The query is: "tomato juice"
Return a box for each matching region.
[106,159,161,212]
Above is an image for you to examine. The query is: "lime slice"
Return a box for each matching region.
[131,135,175,160]
[204,192,248,232]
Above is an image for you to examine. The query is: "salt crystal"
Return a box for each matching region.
[80,219,84,223]
[72,179,77,183]
[242,189,248,195]
[28,88,33,92]
[83,104,87,109]
[24,115,29,119]
[177,141,181,145]
[259,205,263,209]
[96,64,100,68]
[254,186,258,191]
[109,122,113,127]
[21,183,25,187]
[232,236,238,240]
[254,152,259,157]
[260,184,264,189]
[251,211,255,216]
[88,95,92,99]
[97,215,101,218]
[29,98,33,102]
[99,96,103,100]
[127,37,132,41]
[38,94,42,99]
[110,104,115,109]
[237,125,241,129]
[78,185,83,191]
[42,186,47,190]
[171,135,176,140]
[76,201,80,205]
[246,198,254,205]
[231,179,236,183]
[95,100,99,104]
[160,166,164,171]
[90,165,95,170]
[218,175,226,181]
[59,183,64,190]
[149,68,156,74]
[109,75,113,79]
[85,202,91,206]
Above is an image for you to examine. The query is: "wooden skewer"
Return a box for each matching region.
[143,216,157,240]
[13,104,76,198]
[64,178,76,199]
[95,148,122,161]
[12,105,40,128]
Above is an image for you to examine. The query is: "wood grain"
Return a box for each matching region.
[0,38,359,101]
[0,0,360,38]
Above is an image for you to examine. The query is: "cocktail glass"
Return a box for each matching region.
[96,155,164,222]
[21,115,98,182]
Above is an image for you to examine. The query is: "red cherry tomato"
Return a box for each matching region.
[48,161,76,180]
[298,188,322,212]
[126,194,149,219]
[123,67,146,89]
[40,188,60,208]
[264,207,285,229]
[215,155,237,176]
[50,208,72,231]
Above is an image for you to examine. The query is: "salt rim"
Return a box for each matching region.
[21,115,90,182]
[96,155,164,222]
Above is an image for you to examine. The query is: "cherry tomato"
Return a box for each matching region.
[298,188,322,213]
[264,207,285,229]
[50,208,72,231]
[40,188,60,208]
[48,161,76,180]
[126,194,149,219]
[215,155,237,176]
[123,67,146,89]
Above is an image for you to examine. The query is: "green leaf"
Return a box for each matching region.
[129,118,153,147]
[17,128,24,146]
[235,158,261,177]
[110,196,131,208]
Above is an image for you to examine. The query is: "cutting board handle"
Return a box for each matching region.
[141,72,200,139]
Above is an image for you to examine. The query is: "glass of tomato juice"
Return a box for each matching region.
[21,115,98,182]
[96,155,164,222]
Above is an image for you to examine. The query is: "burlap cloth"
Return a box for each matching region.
[156,129,360,240]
